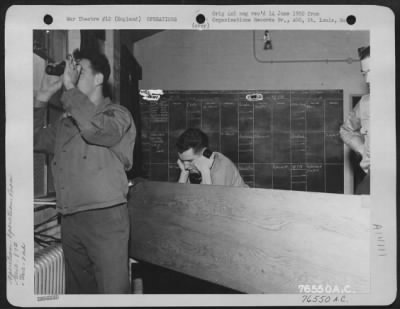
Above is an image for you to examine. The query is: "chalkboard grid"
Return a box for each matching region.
[139,90,344,194]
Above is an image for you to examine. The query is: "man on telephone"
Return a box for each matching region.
[176,128,248,187]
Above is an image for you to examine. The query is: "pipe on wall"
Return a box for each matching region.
[252,30,360,64]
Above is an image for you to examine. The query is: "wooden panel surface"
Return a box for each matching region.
[128,181,369,294]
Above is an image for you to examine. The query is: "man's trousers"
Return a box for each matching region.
[61,204,130,294]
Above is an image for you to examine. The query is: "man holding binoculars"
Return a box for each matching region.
[34,49,136,294]
[176,128,248,187]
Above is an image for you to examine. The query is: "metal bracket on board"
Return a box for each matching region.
[246,93,263,102]
[139,89,164,101]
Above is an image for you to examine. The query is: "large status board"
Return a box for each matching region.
[139,90,344,193]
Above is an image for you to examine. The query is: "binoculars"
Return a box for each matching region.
[45,61,66,76]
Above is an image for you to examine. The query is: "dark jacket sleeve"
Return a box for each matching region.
[61,88,132,147]
[34,107,57,154]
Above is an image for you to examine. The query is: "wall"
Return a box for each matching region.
[135,30,368,91]
[134,30,369,194]
[33,53,47,197]
[33,54,59,252]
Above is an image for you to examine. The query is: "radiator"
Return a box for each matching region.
[34,243,65,294]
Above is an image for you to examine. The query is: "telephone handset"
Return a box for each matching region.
[188,148,213,184]
[203,148,213,158]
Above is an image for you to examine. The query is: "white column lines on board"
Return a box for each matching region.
[324,96,327,193]
[167,99,170,181]
[271,93,274,189]
[289,91,292,190]
[219,97,221,153]
[252,97,255,187]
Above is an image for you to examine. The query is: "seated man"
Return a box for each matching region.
[176,128,248,187]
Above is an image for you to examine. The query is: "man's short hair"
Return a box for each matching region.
[73,49,111,84]
[358,46,370,60]
[176,128,209,154]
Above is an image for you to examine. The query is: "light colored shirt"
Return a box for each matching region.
[210,152,248,187]
[340,94,370,173]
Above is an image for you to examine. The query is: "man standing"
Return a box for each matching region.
[176,128,248,187]
[340,46,370,194]
[34,49,136,293]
